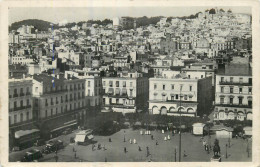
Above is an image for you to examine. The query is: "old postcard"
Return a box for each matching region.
[0,0,260,166]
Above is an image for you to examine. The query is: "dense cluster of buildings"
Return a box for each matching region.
[8,9,252,149]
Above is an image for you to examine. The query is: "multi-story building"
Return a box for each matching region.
[149,70,212,117]
[9,77,34,148]
[9,77,34,129]
[102,71,149,114]
[214,63,252,121]
[32,74,87,139]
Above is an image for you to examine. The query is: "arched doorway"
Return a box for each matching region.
[160,107,167,115]
[152,106,159,114]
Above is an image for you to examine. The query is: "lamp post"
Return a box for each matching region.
[179,84,183,162]
[225,144,228,159]
[174,148,177,162]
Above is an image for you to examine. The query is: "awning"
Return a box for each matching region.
[15,129,40,138]
[50,122,77,132]
[115,88,120,95]
[87,135,94,140]
[75,135,86,142]
[122,88,127,95]
[108,88,114,94]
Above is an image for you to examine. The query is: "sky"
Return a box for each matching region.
[9,6,251,25]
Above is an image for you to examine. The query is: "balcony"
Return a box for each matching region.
[20,93,25,97]
[26,92,31,96]
[215,103,252,108]
[13,94,18,98]
[219,81,252,86]
[9,105,32,112]
[44,89,66,95]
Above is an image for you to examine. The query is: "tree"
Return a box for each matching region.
[209,8,216,14]
[219,8,225,13]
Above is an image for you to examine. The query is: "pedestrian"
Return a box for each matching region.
[105,157,107,162]
[151,135,153,140]
[109,138,112,142]
[73,147,75,152]
[236,134,238,139]
[138,146,142,151]
[183,150,187,157]
[103,145,106,151]
[129,139,132,144]
[156,140,158,145]
[74,152,77,159]
[146,146,150,157]
[164,136,167,141]
[167,135,171,140]
[133,138,136,144]
[124,147,127,153]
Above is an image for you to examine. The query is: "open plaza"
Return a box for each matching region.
[9,128,252,162]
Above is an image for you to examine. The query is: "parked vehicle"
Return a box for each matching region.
[42,140,63,154]
[21,149,43,162]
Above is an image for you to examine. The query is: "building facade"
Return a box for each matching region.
[149,71,212,117]
[214,64,252,121]
[102,72,149,114]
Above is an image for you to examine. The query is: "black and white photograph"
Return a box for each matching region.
[1,0,260,165]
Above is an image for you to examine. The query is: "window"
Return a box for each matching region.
[249,87,252,94]
[82,83,84,89]
[116,99,119,104]
[56,97,58,104]
[188,75,190,78]
[88,89,90,96]
[14,115,17,124]
[116,81,119,87]
[45,110,48,117]
[172,85,174,90]
[184,95,188,100]
[230,77,233,83]
[20,113,23,122]
[239,87,243,93]
[176,95,179,100]
[20,88,23,94]
[56,108,58,115]
[189,86,192,91]
[14,101,17,108]
[220,97,224,104]
[239,77,243,83]
[51,98,53,105]
[130,89,133,96]
[26,112,29,120]
[221,87,224,93]
[180,85,183,91]
[123,81,126,87]
[201,75,203,78]
[154,84,157,90]
[239,97,243,105]
[230,98,233,104]
[88,81,91,87]
[51,109,53,116]
[230,87,233,93]
[82,92,84,97]
[35,87,38,93]
[61,106,63,113]
[61,96,63,103]
[221,77,224,82]
[20,100,23,107]
[27,99,30,106]
[26,87,29,93]
[163,85,165,90]
[248,100,252,107]
[103,81,106,86]
[249,78,252,84]
[130,82,133,87]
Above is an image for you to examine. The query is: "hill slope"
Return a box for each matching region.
[9,19,58,32]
